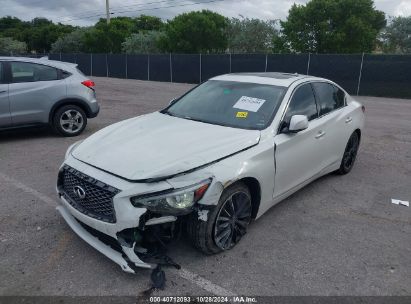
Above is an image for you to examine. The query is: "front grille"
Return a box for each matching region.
[59,165,120,223]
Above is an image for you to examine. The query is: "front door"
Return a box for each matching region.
[273,83,325,198]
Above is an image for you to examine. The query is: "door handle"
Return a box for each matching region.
[315,131,326,139]
[0,90,7,93]
[345,117,353,123]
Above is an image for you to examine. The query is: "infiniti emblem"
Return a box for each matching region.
[73,186,86,199]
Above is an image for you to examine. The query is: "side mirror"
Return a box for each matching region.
[288,115,309,133]
[169,98,177,106]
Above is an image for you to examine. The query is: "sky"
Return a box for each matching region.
[1,0,411,26]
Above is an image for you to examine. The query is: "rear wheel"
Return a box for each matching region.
[337,132,360,175]
[187,182,252,254]
[52,105,87,137]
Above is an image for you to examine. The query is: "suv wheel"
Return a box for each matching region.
[53,105,87,137]
[187,182,252,255]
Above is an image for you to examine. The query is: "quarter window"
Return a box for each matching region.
[312,82,345,116]
[284,83,318,122]
[11,62,58,83]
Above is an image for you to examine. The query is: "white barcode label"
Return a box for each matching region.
[233,96,266,112]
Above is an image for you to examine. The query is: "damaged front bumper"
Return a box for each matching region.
[56,157,221,273]
[57,203,150,273]
[57,195,158,273]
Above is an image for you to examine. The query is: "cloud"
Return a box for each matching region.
[394,0,411,16]
[1,0,409,26]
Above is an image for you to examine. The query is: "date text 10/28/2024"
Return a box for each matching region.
[149,296,258,303]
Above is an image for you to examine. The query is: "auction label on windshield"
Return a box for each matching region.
[233,96,266,112]
[236,111,248,118]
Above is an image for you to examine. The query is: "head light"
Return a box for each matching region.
[166,192,195,209]
[130,180,211,215]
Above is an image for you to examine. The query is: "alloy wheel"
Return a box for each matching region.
[343,133,359,171]
[214,191,252,250]
[60,109,84,134]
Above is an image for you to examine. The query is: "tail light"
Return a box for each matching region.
[361,105,365,113]
[81,80,95,90]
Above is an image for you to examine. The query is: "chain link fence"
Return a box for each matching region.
[3,53,411,98]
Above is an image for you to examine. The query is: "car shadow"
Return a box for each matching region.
[165,172,340,260]
[0,126,57,142]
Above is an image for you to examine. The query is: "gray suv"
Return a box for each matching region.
[0,57,99,136]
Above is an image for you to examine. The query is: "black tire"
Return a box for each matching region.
[52,105,87,137]
[187,182,252,255]
[337,132,360,175]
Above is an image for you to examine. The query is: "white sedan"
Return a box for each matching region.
[57,72,364,273]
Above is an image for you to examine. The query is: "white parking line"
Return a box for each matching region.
[177,268,237,296]
[0,172,237,296]
[0,172,56,206]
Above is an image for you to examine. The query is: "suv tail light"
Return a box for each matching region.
[81,80,95,90]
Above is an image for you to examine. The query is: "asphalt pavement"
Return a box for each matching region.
[0,77,410,297]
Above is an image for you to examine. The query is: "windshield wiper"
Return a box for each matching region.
[163,112,212,125]
[182,116,210,124]
[163,110,176,117]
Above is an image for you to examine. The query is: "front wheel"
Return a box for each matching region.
[187,182,252,255]
[337,132,360,175]
[52,105,87,137]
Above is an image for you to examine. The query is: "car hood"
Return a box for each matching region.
[72,112,260,181]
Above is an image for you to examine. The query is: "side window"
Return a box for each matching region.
[333,85,346,109]
[312,82,345,116]
[284,83,318,122]
[11,62,58,83]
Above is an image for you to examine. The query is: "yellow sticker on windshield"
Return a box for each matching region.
[236,111,248,118]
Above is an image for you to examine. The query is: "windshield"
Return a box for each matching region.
[163,80,286,130]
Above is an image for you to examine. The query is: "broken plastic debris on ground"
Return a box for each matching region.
[391,199,410,207]
[139,227,181,294]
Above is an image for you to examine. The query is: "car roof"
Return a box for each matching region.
[0,56,77,71]
[211,72,325,87]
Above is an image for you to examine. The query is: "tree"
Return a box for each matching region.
[122,31,164,54]
[23,18,75,52]
[0,37,27,54]
[0,16,30,42]
[280,0,386,53]
[51,28,91,53]
[379,16,411,54]
[0,16,75,52]
[159,10,228,53]
[227,17,279,53]
[133,15,164,31]
[83,17,135,53]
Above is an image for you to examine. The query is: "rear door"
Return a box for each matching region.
[8,61,66,125]
[0,62,11,127]
[311,82,349,168]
